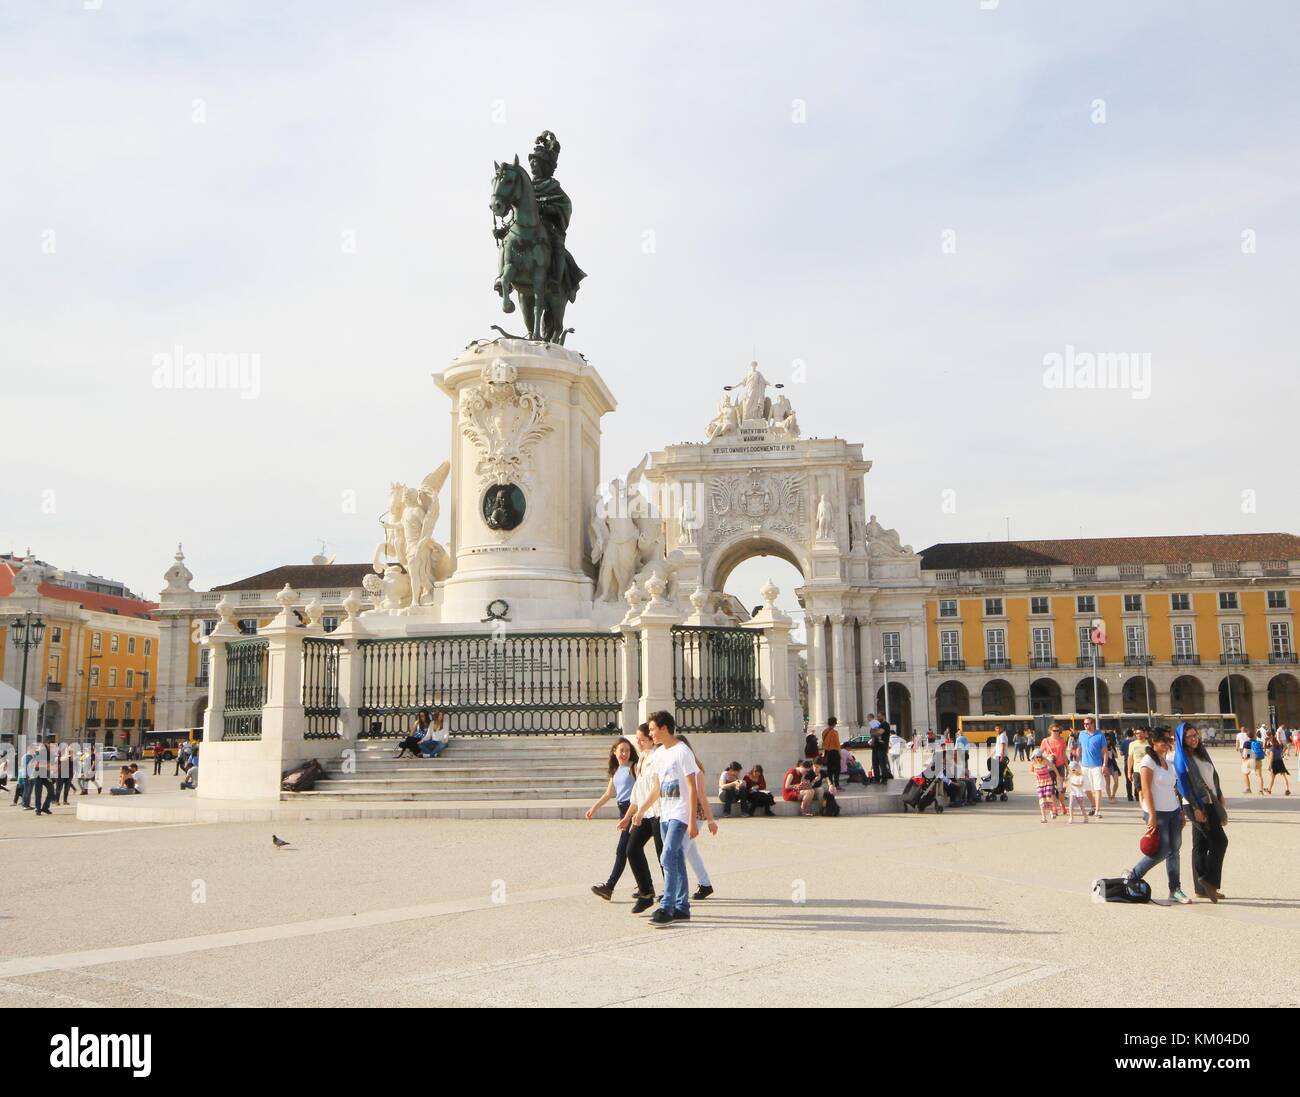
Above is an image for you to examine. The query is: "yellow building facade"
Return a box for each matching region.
[920,533,1300,732]
[1,557,159,744]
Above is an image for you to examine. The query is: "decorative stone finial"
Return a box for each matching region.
[621,583,649,626]
[342,590,363,620]
[215,596,234,626]
[760,578,780,610]
[303,597,323,628]
[276,584,298,612]
[645,573,669,608]
[689,585,710,613]
[163,542,194,593]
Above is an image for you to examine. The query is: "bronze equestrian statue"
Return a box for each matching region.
[490,131,586,344]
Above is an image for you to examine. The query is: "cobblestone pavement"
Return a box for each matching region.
[0,761,1295,1007]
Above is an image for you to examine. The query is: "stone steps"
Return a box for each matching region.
[287,734,617,802]
[282,785,611,802]
[319,769,595,774]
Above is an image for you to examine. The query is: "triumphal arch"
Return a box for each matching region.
[644,361,931,736]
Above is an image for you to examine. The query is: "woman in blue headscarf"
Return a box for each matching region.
[1174,722,1228,903]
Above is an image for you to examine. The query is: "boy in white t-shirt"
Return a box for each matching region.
[631,710,699,927]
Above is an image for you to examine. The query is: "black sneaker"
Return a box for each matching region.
[671,910,691,922]
[693,884,714,901]
[648,909,674,928]
[591,883,613,901]
[631,896,655,914]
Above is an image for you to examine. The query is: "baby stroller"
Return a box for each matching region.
[980,756,1014,802]
[900,773,944,814]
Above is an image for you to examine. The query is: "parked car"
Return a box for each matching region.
[99,746,124,761]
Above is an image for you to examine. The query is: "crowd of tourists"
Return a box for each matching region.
[1,738,199,814]
[1009,715,1267,906]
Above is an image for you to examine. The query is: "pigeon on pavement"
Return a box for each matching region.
[272,834,291,849]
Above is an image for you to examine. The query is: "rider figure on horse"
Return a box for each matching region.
[494,130,585,304]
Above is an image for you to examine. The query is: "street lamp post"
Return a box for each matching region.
[8,611,46,744]
[874,657,892,726]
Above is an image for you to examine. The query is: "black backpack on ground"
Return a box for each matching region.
[1092,876,1152,903]
[821,791,840,817]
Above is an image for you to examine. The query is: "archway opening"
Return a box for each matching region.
[1030,678,1062,716]
[875,683,912,736]
[1121,676,1157,715]
[934,680,970,733]
[981,679,1016,715]
[1169,675,1205,714]
[1218,675,1254,729]
[1267,674,1300,727]
[1075,678,1109,714]
[722,553,806,641]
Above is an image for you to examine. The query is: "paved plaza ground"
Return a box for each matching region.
[1,750,1296,1008]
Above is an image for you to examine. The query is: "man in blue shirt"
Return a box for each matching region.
[1076,716,1107,817]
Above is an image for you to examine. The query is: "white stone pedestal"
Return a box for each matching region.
[434,339,616,624]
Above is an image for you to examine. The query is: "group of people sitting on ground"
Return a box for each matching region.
[111,762,148,795]
[782,757,841,816]
[396,709,450,759]
[717,762,776,816]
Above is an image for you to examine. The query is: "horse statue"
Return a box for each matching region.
[489,152,583,344]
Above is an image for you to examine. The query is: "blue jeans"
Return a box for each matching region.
[1130,808,1183,894]
[418,739,447,758]
[659,819,689,914]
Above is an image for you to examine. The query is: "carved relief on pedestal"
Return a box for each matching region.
[705,470,805,544]
[459,358,552,489]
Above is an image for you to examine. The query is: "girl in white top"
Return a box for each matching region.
[1066,761,1090,823]
[1129,727,1190,904]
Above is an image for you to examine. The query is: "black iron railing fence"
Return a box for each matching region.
[356,632,625,736]
[671,626,762,733]
[223,638,268,741]
[303,636,342,739]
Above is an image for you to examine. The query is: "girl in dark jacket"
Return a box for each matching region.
[1174,723,1228,902]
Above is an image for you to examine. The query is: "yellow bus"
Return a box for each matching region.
[955,714,1046,746]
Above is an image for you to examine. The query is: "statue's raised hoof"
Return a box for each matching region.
[502,299,515,314]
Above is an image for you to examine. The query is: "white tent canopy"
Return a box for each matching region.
[0,680,41,712]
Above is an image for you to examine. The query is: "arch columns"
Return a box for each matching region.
[830,614,855,729]
[806,614,828,730]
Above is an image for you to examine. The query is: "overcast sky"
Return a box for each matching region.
[2,1,1297,610]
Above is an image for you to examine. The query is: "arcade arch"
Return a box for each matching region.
[934,680,970,733]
